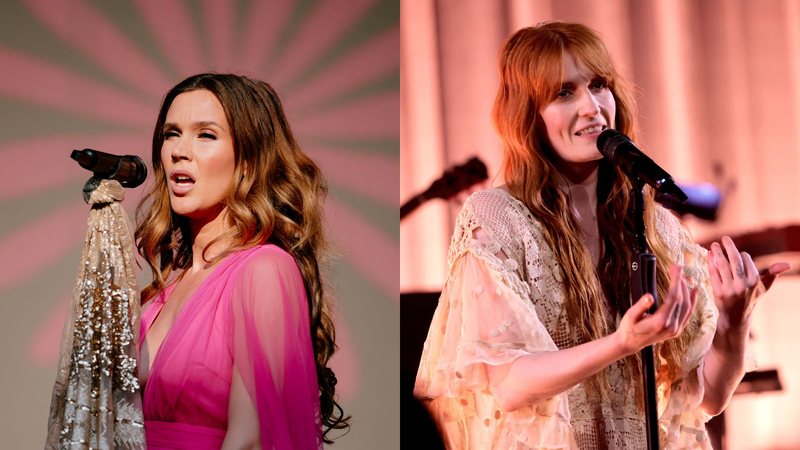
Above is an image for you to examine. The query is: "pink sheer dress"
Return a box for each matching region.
[138,244,322,449]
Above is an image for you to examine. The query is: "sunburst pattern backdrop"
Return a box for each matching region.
[0,1,398,448]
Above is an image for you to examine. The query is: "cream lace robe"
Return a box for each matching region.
[414,188,723,449]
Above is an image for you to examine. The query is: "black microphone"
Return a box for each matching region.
[596,129,687,203]
[71,148,147,188]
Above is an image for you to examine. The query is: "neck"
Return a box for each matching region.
[554,159,600,185]
[556,165,599,198]
[187,207,231,273]
[556,165,601,267]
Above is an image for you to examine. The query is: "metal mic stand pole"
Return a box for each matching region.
[630,178,660,450]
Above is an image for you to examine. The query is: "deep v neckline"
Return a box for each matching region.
[142,252,238,387]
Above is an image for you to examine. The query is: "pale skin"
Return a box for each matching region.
[140,90,262,450]
[488,51,791,416]
[701,237,789,415]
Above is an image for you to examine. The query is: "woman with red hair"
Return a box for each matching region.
[415,22,787,449]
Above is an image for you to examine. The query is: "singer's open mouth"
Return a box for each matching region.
[173,176,194,185]
[170,170,196,185]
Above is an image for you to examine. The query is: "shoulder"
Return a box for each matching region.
[653,204,691,250]
[230,244,303,285]
[451,188,524,246]
[654,203,682,231]
[651,204,711,274]
[240,244,299,269]
[463,188,519,216]
[459,188,532,232]
[226,245,308,316]
[448,188,539,268]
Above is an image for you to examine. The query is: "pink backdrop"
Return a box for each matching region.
[0,1,398,449]
[401,1,800,448]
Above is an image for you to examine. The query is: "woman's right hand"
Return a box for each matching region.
[615,264,697,356]
[487,262,697,412]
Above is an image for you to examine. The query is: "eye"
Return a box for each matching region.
[163,130,179,139]
[199,132,217,140]
[555,88,572,99]
[589,78,608,91]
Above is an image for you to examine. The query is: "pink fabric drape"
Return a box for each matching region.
[139,244,321,449]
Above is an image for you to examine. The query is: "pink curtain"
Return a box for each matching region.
[401,0,800,447]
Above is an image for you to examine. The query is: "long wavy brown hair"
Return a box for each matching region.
[135,73,349,441]
[493,22,693,402]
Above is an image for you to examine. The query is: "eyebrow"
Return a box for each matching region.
[559,75,604,88]
[162,121,225,131]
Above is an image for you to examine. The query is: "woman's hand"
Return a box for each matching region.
[615,264,697,356]
[701,236,790,415]
[707,236,791,330]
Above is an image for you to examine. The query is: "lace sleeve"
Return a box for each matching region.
[415,214,576,448]
[415,239,561,396]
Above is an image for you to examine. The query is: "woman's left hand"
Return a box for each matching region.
[707,235,791,329]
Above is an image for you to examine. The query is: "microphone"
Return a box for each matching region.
[71,148,147,188]
[596,129,687,203]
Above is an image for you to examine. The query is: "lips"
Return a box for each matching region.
[169,169,195,195]
[574,124,606,136]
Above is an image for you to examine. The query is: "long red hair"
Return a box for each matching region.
[493,22,691,402]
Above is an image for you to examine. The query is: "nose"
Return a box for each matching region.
[578,89,601,118]
[168,136,191,162]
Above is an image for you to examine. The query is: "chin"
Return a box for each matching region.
[169,202,203,220]
[170,209,197,220]
[172,205,227,224]
[576,150,604,163]
[563,155,603,165]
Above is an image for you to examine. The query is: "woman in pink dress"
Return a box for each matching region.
[135,73,348,449]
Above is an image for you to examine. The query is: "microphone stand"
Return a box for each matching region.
[399,157,488,220]
[630,178,660,450]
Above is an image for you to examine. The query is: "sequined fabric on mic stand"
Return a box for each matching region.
[46,179,145,449]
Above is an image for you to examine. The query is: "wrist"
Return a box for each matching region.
[713,316,750,354]
[716,309,751,334]
[611,329,636,358]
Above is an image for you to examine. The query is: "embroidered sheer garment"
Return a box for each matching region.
[414,188,721,449]
[46,180,145,449]
[138,244,322,449]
